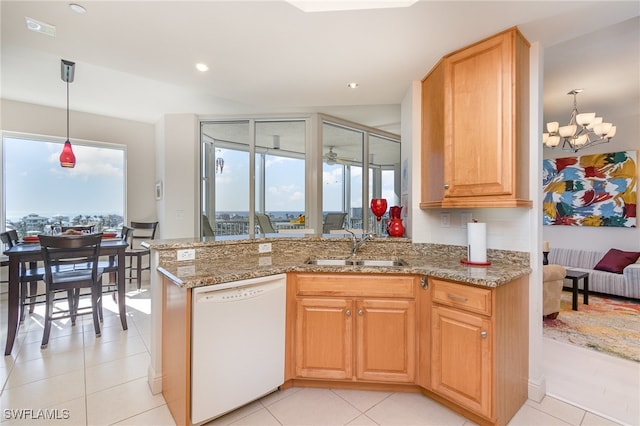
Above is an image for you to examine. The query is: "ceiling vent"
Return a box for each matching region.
[25,17,56,37]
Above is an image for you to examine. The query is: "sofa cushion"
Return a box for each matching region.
[594,249,640,274]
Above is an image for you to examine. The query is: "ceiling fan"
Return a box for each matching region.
[323,146,346,165]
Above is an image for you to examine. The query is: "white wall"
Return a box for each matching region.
[542,113,640,252]
[155,114,199,239]
[1,99,157,225]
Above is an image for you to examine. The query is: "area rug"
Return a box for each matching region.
[543,292,640,362]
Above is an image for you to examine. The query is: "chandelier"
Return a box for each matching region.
[542,89,616,153]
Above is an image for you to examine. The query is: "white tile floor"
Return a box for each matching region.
[0,280,624,426]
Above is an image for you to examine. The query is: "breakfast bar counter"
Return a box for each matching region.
[148,236,531,288]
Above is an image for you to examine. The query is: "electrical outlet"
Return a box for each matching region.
[440,212,450,228]
[177,249,195,261]
[460,212,473,228]
[258,243,272,253]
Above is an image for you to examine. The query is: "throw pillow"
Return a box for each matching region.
[594,249,640,274]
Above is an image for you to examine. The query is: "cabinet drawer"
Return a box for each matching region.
[430,278,491,316]
[295,273,416,298]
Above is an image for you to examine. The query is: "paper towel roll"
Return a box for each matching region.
[467,222,487,263]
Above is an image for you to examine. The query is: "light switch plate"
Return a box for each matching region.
[440,212,450,228]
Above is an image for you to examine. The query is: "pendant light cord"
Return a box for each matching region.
[66,80,70,141]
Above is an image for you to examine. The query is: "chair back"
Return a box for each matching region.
[202,214,215,237]
[255,214,275,234]
[39,234,103,288]
[129,221,158,249]
[1,230,19,249]
[120,225,133,243]
[323,212,347,233]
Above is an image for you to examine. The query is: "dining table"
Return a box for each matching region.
[3,237,129,356]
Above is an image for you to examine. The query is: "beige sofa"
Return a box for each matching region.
[548,248,640,299]
[543,264,567,318]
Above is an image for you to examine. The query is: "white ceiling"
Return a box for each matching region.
[1,1,638,135]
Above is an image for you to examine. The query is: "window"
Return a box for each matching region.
[200,114,400,238]
[201,119,307,237]
[2,133,125,237]
[322,120,400,234]
[255,121,306,231]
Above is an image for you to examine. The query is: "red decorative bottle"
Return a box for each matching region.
[386,206,405,237]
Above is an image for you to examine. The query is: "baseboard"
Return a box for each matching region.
[528,376,546,403]
[148,364,163,395]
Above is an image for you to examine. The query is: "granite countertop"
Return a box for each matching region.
[153,237,531,289]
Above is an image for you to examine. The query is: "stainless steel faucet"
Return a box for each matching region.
[345,229,375,256]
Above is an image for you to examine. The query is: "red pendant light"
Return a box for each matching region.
[60,140,76,168]
[60,59,76,168]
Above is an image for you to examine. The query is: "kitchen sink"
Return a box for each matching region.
[305,259,354,266]
[353,259,407,267]
[305,258,406,267]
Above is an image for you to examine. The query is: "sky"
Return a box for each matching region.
[4,136,125,221]
[211,147,396,215]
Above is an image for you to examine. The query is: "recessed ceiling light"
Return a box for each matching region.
[25,17,56,37]
[287,0,418,13]
[69,3,87,14]
[347,82,359,89]
[196,63,209,72]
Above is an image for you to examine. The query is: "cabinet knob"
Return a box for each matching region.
[480,331,488,339]
[345,309,351,317]
[444,184,449,189]
[358,309,364,316]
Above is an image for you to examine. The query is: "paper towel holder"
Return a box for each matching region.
[461,258,491,267]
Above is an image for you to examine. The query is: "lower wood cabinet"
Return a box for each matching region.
[162,271,529,426]
[429,276,529,425]
[290,273,418,384]
[295,297,353,380]
[431,304,492,416]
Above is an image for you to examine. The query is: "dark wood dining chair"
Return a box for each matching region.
[99,226,132,312]
[125,221,158,289]
[1,230,45,322]
[39,233,104,349]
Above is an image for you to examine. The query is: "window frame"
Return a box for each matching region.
[1,131,127,236]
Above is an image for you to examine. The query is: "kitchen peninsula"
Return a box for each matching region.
[148,236,531,426]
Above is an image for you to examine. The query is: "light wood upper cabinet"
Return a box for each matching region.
[420,27,532,208]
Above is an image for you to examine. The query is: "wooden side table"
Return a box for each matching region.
[564,269,589,311]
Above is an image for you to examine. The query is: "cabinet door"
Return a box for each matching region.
[295,297,353,380]
[443,30,514,199]
[356,299,416,383]
[420,59,446,207]
[431,305,492,417]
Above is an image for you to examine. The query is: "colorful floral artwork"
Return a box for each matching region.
[543,151,637,227]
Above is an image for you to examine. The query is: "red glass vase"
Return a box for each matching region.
[386,218,405,237]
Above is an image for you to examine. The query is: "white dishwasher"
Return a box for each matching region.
[191,274,286,425]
